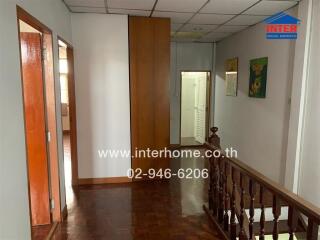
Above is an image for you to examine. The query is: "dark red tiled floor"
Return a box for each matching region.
[32,224,52,240]
[50,149,223,240]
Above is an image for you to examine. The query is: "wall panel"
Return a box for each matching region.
[129,16,170,174]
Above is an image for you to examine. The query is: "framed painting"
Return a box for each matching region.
[249,57,268,98]
[225,57,238,96]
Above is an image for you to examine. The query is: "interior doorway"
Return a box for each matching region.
[17,6,62,238]
[180,71,211,146]
[19,19,51,226]
[58,40,72,205]
[57,38,78,205]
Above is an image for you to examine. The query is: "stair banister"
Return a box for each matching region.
[204,127,320,240]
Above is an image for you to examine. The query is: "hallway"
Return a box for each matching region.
[51,152,223,240]
[4,1,320,240]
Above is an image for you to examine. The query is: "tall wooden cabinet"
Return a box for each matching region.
[129,16,170,177]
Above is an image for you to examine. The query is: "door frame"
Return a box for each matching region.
[179,70,212,147]
[17,6,62,225]
[57,36,79,186]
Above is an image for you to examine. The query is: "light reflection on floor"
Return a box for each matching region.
[52,147,223,239]
[63,133,74,205]
[263,234,298,240]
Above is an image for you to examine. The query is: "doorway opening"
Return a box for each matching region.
[17,6,61,238]
[180,71,211,147]
[58,40,72,204]
[19,18,51,227]
[58,38,78,206]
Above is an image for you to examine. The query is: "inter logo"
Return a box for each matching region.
[264,12,300,40]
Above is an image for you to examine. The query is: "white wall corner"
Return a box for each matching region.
[284,0,312,192]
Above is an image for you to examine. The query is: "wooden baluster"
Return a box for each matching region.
[249,180,256,240]
[208,157,213,210]
[307,218,319,240]
[230,167,237,240]
[212,156,219,216]
[224,161,230,232]
[238,172,247,240]
[272,195,281,240]
[259,186,265,240]
[218,157,224,224]
[288,206,298,240]
[214,157,220,217]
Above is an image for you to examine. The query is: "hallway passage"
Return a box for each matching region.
[51,151,223,240]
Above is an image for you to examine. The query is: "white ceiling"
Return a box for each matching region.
[64,0,299,42]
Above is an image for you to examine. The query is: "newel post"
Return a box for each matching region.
[208,127,221,149]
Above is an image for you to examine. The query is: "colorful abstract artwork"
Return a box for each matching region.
[249,57,268,98]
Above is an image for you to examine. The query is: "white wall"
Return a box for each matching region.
[0,0,71,239]
[170,42,214,144]
[214,8,297,183]
[298,0,320,207]
[284,0,311,192]
[287,0,320,210]
[71,14,131,179]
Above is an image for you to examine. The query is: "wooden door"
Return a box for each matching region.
[129,17,170,176]
[20,33,51,225]
[66,47,79,186]
[153,18,171,170]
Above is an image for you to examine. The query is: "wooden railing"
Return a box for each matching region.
[204,128,320,240]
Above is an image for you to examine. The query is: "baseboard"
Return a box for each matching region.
[169,144,181,150]
[180,145,204,149]
[78,176,132,185]
[62,205,68,221]
[45,222,58,240]
[170,143,205,149]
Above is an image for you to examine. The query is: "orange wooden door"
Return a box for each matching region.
[20,32,51,226]
[66,47,79,186]
[129,17,170,176]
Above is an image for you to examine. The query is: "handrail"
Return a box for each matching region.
[204,127,320,240]
[205,142,320,222]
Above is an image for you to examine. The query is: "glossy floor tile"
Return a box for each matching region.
[32,224,52,240]
[63,133,74,206]
[51,149,222,240]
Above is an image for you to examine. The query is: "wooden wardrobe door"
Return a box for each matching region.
[129,17,170,176]
[20,33,51,225]
[153,18,170,170]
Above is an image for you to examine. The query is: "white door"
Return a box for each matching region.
[194,74,207,144]
[181,75,196,138]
